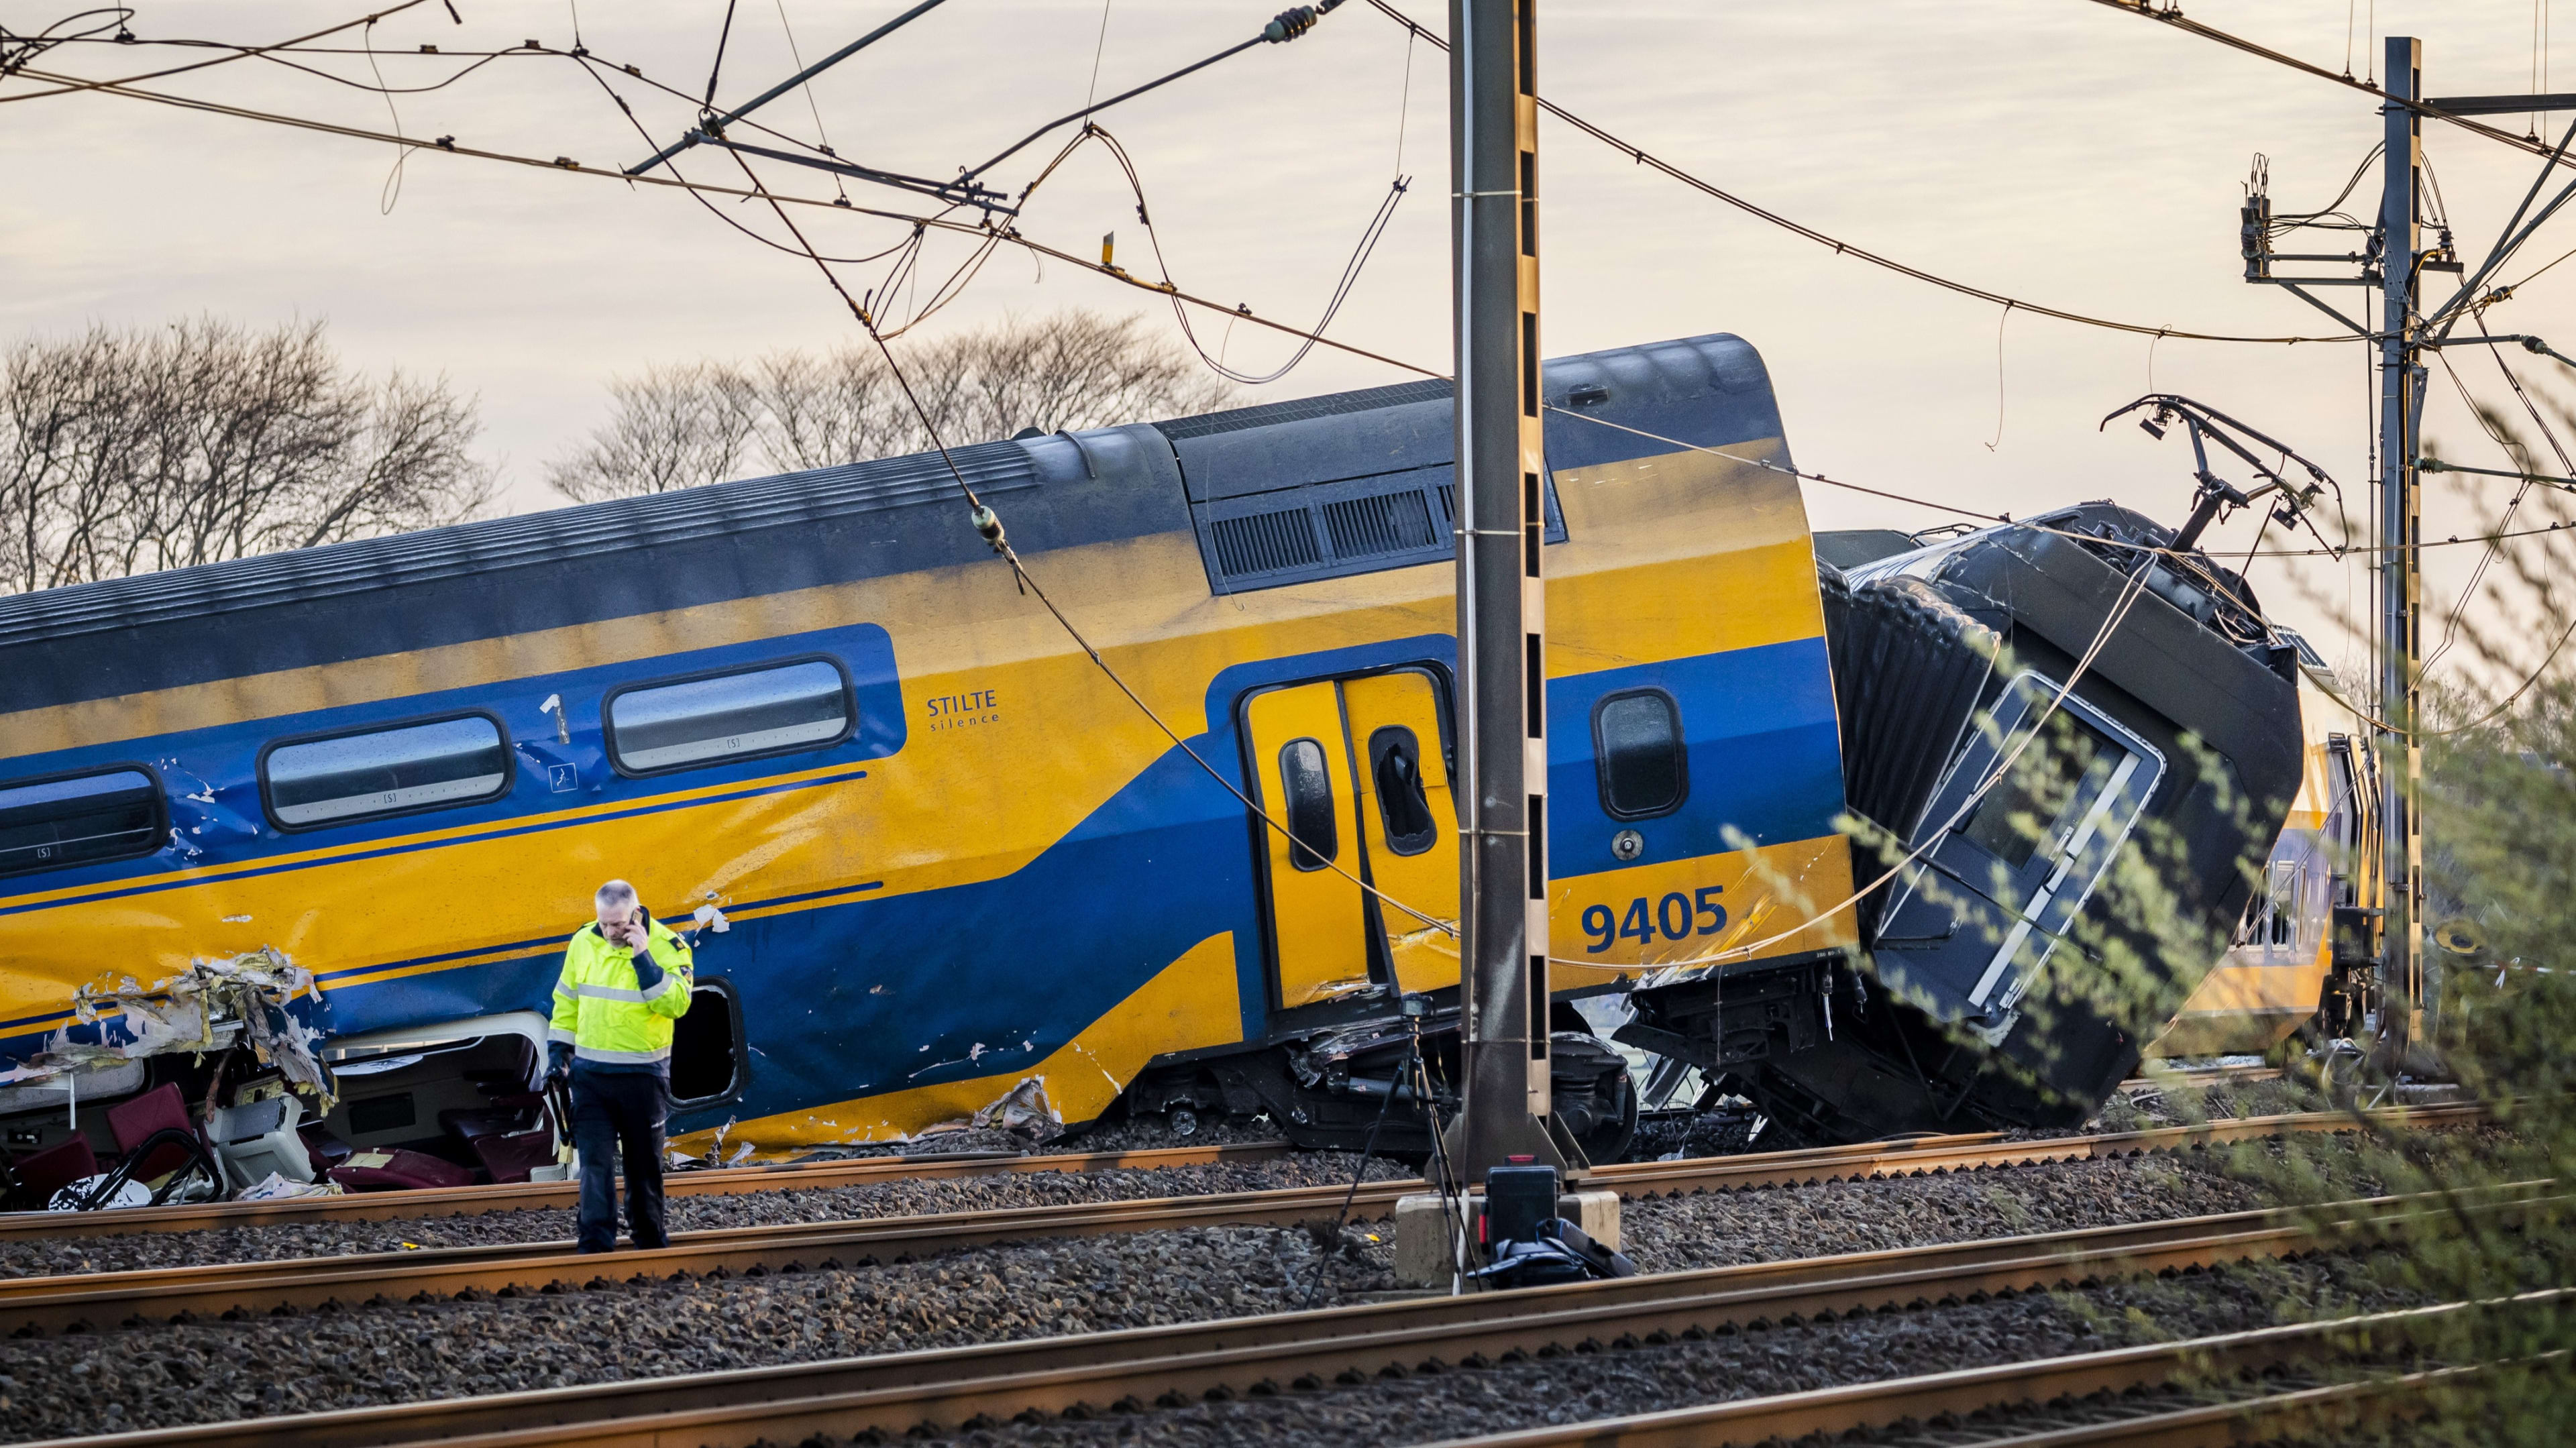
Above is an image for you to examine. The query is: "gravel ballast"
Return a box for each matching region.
[0,1146,2310,1443]
[0,1153,1409,1281]
[905,1253,2424,1448]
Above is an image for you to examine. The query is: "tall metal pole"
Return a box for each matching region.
[1448,0,1562,1175]
[2378,35,2426,1056]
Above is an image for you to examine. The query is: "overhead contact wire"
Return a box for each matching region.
[1359,0,2359,346]
[719,145,1458,937]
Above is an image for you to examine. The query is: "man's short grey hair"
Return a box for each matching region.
[594,879,639,907]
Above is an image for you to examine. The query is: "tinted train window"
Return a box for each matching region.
[1960,714,2116,871]
[0,768,163,877]
[1593,691,1686,820]
[265,716,509,828]
[1368,726,1438,855]
[1279,738,1338,871]
[606,659,852,775]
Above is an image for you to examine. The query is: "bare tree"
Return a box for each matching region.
[547,310,1238,500]
[544,361,760,504]
[0,317,493,594]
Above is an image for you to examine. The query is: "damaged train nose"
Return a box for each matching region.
[1624,503,2305,1144]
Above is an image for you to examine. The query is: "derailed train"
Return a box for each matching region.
[0,331,2355,1196]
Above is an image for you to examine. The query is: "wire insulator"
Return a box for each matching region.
[971,504,1006,550]
[1265,5,1322,42]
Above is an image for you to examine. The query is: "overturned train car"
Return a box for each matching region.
[0,329,2318,1199]
[1,332,1857,1193]
[1623,510,2308,1140]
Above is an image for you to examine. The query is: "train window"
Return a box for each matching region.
[1593,690,1686,820]
[1279,738,1338,871]
[263,716,510,828]
[2325,738,2363,860]
[2265,861,2303,948]
[1960,714,2116,871]
[0,767,164,877]
[668,979,745,1105]
[605,658,853,775]
[1367,726,1439,855]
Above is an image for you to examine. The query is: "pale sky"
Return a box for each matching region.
[9,1,2576,687]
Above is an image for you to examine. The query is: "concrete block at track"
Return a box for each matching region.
[1391,1188,1623,1288]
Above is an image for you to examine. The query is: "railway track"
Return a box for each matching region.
[0,1104,2480,1337]
[14,1187,2540,1448]
[0,1139,1296,1241]
[1411,1297,2555,1447]
[2118,1062,2286,1094]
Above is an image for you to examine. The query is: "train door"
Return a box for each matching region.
[1242,669,1462,1009]
[1342,670,1462,994]
[1246,682,1372,1008]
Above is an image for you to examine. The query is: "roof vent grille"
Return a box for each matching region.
[1211,508,1324,578]
[1324,490,1437,559]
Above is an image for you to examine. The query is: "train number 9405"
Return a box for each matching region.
[1580,886,1726,953]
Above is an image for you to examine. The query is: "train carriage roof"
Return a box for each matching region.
[0,333,1788,712]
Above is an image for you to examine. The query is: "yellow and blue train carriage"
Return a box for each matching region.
[0,333,1847,1172]
[2149,636,2381,1059]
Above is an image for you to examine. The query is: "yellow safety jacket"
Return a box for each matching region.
[548,917,693,1068]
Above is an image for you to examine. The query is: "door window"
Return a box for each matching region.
[1278,738,1339,871]
[1367,726,1439,855]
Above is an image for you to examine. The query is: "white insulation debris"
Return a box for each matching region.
[0,948,335,1109]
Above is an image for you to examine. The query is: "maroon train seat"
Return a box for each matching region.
[9,1137,99,1203]
[325,1147,474,1192]
[107,1083,198,1182]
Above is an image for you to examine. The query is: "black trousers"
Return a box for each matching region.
[570,1068,669,1253]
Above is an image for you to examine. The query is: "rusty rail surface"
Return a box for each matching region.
[11,1190,2540,1448]
[1405,1298,2556,1448]
[0,1139,1297,1241]
[0,1105,2481,1339]
[2119,1063,2288,1093]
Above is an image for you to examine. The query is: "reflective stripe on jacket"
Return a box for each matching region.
[549,917,692,1066]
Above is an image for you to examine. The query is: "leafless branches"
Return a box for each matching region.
[546,310,1236,501]
[0,317,492,594]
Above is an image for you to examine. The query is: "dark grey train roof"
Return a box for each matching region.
[0,333,1786,712]
[0,442,1043,651]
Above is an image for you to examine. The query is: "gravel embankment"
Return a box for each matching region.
[908,1253,2422,1448]
[0,1153,1409,1280]
[0,1147,2299,1443]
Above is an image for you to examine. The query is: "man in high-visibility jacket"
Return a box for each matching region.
[546,879,692,1253]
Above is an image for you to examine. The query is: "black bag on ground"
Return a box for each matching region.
[1468,1216,1638,1290]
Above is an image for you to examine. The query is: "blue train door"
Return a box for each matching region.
[1241,668,1462,1010]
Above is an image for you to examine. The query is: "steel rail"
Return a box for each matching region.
[15,1189,2538,1448]
[0,1105,2481,1337]
[0,1139,1294,1241]
[1407,1293,2565,1448]
[1945,1359,2513,1446]
[2120,1064,2286,1093]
